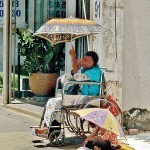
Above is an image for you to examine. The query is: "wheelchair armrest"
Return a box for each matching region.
[62,80,101,95]
[64,80,100,85]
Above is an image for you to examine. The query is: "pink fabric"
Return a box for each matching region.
[99,95,120,146]
[100,128,118,146]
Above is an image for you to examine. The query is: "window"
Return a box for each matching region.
[76,0,90,58]
[48,0,66,19]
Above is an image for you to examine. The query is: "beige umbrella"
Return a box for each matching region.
[33,17,108,45]
[72,108,125,138]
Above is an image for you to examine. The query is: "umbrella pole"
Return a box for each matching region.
[82,0,87,19]
[70,35,73,47]
[82,0,90,51]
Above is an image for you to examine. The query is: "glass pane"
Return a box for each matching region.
[76,0,90,58]
[48,0,66,19]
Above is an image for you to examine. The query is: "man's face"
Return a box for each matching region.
[82,56,94,69]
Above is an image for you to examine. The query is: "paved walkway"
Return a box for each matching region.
[0,95,150,150]
[0,95,43,119]
[125,133,150,150]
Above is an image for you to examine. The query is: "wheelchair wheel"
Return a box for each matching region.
[48,130,64,147]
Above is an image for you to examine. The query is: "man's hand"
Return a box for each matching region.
[69,45,76,60]
[69,46,82,74]
[81,135,95,146]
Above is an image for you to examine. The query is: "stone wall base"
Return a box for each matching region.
[123,108,150,131]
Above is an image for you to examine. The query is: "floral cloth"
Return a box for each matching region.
[43,97,62,127]
[73,73,89,81]
[60,72,89,83]
[100,128,118,146]
[99,95,120,147]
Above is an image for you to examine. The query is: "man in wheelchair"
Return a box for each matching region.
[69,46,102,96]
[33,46,102,136]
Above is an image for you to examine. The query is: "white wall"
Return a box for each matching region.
[123,0,150,110]
[65,0,76,73]
[0,31,3,71]
[92,0,123,107]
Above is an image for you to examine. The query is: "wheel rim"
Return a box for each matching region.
[49,130,63,146]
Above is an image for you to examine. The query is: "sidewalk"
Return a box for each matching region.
[0,95,43,119]
[125,133,150,150]
[0,95,150,150]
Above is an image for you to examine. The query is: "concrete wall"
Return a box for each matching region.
[123,0,150,110]
[65,0,76,73]
[92,0,123,107]
[0,31,3,71]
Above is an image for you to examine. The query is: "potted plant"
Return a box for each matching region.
[16,28,65,96]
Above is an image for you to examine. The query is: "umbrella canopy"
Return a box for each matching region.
[34,17,108,45]
[72,108,125,138]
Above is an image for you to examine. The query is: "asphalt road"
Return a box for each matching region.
[1,106,150,150]
[0,107,80,150]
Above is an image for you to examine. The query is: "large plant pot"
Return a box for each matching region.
[29,73,58,96]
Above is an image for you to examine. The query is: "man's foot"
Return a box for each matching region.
[35,128,48,135]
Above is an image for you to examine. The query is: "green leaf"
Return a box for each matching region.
[16,28,65,74]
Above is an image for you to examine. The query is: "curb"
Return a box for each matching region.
[0,104,41,119]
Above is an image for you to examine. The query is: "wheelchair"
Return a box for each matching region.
[31,73,122,147]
